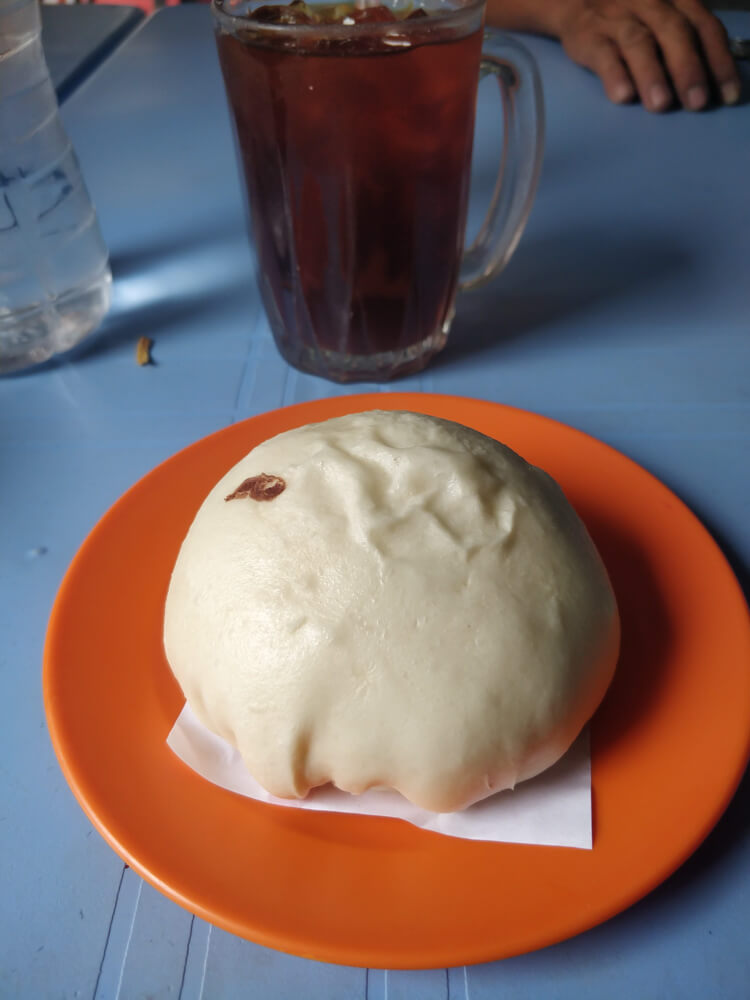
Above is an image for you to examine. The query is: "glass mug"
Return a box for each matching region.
[212,0,543,382]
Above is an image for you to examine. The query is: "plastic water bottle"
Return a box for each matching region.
[0,0,111,374]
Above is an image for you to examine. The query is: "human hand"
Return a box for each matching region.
[486,0,742,112]
[548,0,740,111]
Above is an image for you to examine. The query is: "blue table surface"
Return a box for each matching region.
[2,6,749,998]
[41,2,145,102]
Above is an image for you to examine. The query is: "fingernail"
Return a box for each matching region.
[612,81,634,104]
[721,81,740,105]
[649,84,671,112]
[686,85,707,111]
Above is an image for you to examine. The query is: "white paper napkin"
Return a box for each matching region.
[168,704,592,849]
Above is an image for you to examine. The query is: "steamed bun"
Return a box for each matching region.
[164,410,619,812]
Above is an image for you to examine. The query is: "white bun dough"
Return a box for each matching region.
[164,411,619,812]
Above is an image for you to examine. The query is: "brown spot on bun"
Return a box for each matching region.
[225,474,286,502]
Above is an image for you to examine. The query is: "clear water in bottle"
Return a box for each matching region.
[0,0,111,374]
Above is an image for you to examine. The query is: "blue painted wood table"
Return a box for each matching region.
[41,2,145,102]
[2,6,749,998]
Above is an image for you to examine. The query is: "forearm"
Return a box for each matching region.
[484,0,568,37]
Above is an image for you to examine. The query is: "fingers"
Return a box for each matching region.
[677,0,741,105]
[557,0,742,112]
[586,37,637,104]
[637,0,738,110]
[615,16,680,111]
[562,17,671,112]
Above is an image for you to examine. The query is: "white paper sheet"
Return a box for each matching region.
[168,703,592,848]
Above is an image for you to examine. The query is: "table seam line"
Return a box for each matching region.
[90,863,126,1000]
[177,914,195,1000]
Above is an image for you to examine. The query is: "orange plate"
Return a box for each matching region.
[43,394,750,968]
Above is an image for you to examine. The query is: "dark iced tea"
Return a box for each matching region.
[215,2,484,380]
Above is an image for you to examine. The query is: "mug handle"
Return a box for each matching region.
[459,32,545,290]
